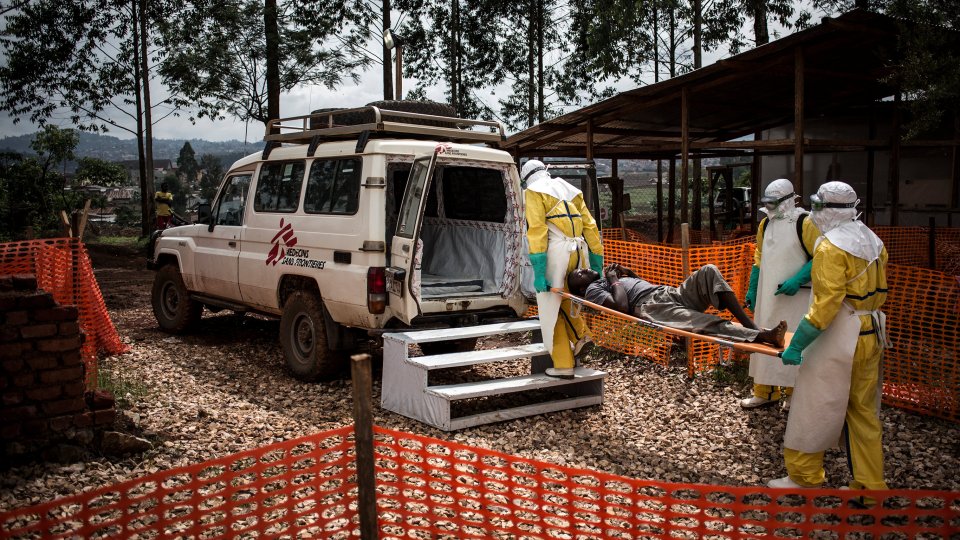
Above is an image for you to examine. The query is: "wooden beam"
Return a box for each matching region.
[794,47,805,198]
[889,92,902,226]
[681,87,690,225]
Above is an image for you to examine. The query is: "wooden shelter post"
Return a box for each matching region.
[952,117,960,221]
[668,159,677,243]
[793,47,805,197]
[751,130,762,233]
[657,160,664,242]
[681,87,690,225]
[586,118,596,215]
[866,113,876,226]
[889,92,902,226]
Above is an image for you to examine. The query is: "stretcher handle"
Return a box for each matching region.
[550,288,786,357]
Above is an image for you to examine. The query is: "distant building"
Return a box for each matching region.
[118,159,177,185]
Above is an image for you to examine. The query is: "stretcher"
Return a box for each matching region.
[550,288,791,357]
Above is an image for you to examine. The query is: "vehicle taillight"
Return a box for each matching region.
[367,267,387,314]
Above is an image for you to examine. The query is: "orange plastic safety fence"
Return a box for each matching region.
[372,426,959,539]
[882,264,960,422]
[0,425,358,539]
[585,230,960,421]
[3,425,958,539]
[0,239,128,386]
[873,226,960,275]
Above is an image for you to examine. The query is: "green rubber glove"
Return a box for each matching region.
[529,252,549,293]
[776,260,813,296]
[779,317,822,365]
[745,265,760,309]
[589,252,603,274]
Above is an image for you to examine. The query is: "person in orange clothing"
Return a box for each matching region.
[522,159,603,379]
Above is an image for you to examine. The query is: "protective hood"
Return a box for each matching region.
[759,178,798,220]
[810,181,858,234]
[520,159,550,188]
[823,221,884,262]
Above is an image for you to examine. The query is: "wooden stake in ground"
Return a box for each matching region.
[351,353,378,539]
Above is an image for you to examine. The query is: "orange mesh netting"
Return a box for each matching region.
[882,264,960,421]
[372,426,958,539]
[3,425,957,539]
[873,226,960,274]
[0,238,129,385]
[578,229,959,422]
[0,426,358,539]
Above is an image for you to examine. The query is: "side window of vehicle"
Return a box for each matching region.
[304,158,361,214]
[215,174,252,226]
[440,166,507,223]
[254,161,305,213]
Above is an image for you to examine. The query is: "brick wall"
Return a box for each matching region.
[0,274,115,462]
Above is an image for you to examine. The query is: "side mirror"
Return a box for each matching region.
[621,194,632,212]
[197,202,212,225]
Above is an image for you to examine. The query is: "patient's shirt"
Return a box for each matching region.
[583,277,660,311]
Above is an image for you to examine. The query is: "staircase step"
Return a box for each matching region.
[389,320,541,344]
[426,367,606,401]
[408,343,548,370]
[445,395,603,430]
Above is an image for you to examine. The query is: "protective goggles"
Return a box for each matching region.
[760,192,795,209]
[810,193,858,211]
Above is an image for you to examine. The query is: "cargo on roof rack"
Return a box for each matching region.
[263,106,505,145]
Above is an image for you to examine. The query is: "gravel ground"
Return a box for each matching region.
[1,243,958,512]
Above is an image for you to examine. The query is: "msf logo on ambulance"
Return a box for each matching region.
[266,218,298,266]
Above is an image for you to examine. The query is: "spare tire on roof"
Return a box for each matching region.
[308,100,460,131]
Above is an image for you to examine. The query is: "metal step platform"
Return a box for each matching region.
[381,320,605,431]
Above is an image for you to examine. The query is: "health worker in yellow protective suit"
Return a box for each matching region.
[741,179,820,411]
[522,160,603,379]
[768,181,889,499]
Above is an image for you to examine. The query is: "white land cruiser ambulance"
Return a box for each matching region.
[149,102,527,380]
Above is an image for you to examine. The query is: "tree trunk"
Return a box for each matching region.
[450,0,459,113]
[138,0,157,237]
[653,3,659,83]
[526,0,535,127]
[669,8,677,78]
[753,0,769,45]
[693,0,702,69]
[264,0,281,130]
[382,0,393,100]
[536,0,544,123]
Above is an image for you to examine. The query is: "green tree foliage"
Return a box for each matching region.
[198,154,224,202]
[177,142,199,185]
[397,0,504,119]
[0,127,82,240]
[75,157,127,187]
[159,0,370,126]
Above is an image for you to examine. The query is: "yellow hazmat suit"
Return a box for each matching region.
[784,238,888,488]
[524,163,603,371]
[774,181,889,493]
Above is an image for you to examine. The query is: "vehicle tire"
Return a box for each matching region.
[365,100,459,127]
[419,338,478,356]
[151,265,202,333]
[279,292,342,381]
[308,107,346,131]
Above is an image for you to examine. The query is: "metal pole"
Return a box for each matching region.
[351,353,378,539]
[395,46,403,100]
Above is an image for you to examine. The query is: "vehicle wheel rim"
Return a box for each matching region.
[162,282,179,318]
[291,313,315,363]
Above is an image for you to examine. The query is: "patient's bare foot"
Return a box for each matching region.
[755,320,787,348]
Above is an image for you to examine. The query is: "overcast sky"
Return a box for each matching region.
[0,9,814,144]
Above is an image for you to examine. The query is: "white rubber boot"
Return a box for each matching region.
[740,396,777,409]
[767,476,813,489]
[545,368,575,379]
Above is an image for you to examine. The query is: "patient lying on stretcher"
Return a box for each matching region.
[567,263,787,348]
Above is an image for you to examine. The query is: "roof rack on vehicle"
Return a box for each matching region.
[264,106,505,146]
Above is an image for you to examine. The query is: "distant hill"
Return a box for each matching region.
[0,131,262,163]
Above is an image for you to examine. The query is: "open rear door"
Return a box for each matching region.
[386,151,438,325]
